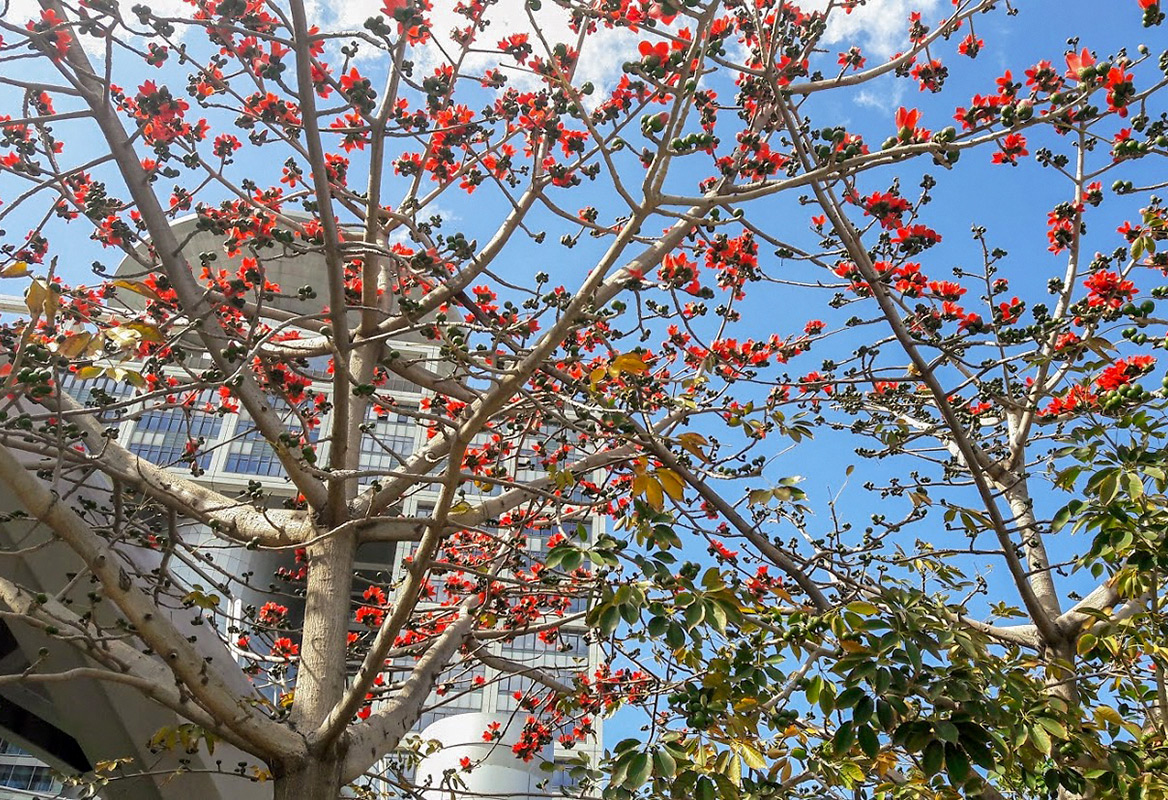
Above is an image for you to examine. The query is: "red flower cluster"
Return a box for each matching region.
[1084,271,1136,310]
[258,602,288,626]
[1096,356,1155,392]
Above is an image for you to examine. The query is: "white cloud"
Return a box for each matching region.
[327,0,639,93]
[6,0,935,96]
[807,0,943,59]
[856,78,905,110]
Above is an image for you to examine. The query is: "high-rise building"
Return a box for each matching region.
[0,216,603,798]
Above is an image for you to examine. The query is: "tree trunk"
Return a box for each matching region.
[272,757,345,800]
[292,533,358,730]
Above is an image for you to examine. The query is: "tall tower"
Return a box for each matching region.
[0,215,605,798]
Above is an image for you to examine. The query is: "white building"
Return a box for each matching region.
[0,218,603,798]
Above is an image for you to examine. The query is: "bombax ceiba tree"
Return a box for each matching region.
[0,0,1167,797]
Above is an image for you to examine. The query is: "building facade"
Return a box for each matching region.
[0,217,603,798]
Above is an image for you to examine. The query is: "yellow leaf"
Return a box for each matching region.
[57,332,94,358]
[632,473,650,498]
[111,367,146,388]
[874,750,898,777]
[75,365,104,380]
[610,352,650,375]
[0,261,28,278]
[25,279,48,318]
[725,752,742,786]
[108,321,164,347]
[736,741,768,770]
[589,365,607,390]
[778,758,792,782]
[122,321,164,343]
[733,697,759,713]
[644,476,664,511]
[748,488,774,506]
[112,279,162,302]
[278,691,295,709]
[657,468,685,501]
[678,432,710,462]
[1094,705,1122,726]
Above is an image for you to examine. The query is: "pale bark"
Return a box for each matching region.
[0,441,304,761]
[291,534,358,733]
[272,756,345,800]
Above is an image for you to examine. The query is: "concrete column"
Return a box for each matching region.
[415,712,552,800]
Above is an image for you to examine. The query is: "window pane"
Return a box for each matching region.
[223,405,318,478]
[127,394,223,469]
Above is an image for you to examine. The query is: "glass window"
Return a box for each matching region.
[0,763,56,791]
[548,762,582,796]
[0,739,26,756]
[223,405,319,478]
[59,374,132,422]
[495,673,536,712]
[358,404,420,475]
[127,398,223,469]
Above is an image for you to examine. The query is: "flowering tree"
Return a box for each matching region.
[0,0,1167,797]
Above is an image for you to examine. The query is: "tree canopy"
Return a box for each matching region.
[0,0,1167,797]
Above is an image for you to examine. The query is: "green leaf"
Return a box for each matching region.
[944,743,971,784]
[818,683,836,715]
[599,605,621,637]
[683,601,705,630]
[707,601,728,634]
[922,740,945,776]
[654,747,677,778]
[935,720,959,744]
[857,724,880,759]
[1029,723,1052,756]
[626,752,651,789]
[1098,470,1120,505]
[805,675,822,705]
[620,602,639,624]
[1051,500,1083,532]
[853,695,874,725]
[1036,717,1068,740]
[1123,470,1144,501]
[965,742,996,771]
[833,722,855,755]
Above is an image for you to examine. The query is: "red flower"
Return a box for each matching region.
[895,106,920,131]
[258,602,288,625]
[1041,384,1098,417]
[271,637,299,659]
[1084,270,1136,309]
[1096,356,1155,392]
[958,33,983,58]
[992,133,1028,165]
[638,41,671,61]
[1065,47,1095,80]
